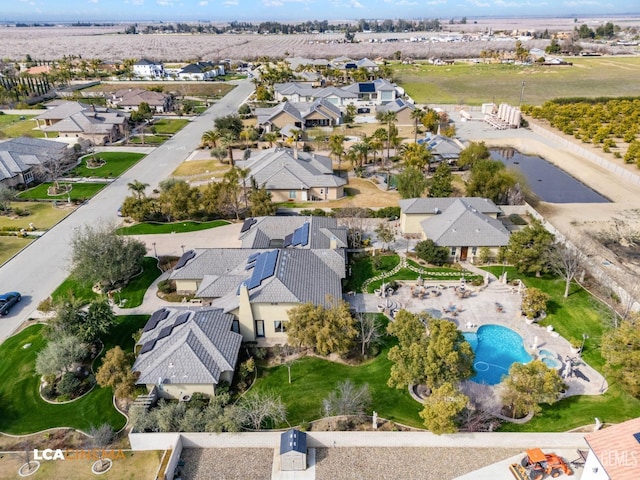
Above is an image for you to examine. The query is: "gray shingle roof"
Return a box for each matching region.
[377,98,416,114]
[420,199,510,247]
[0,137,68,181]
[235,147,346,190]
[239,216,348,250]
[400,197,502,215]
[133,308,242,386]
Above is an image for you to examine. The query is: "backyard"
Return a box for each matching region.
[0,114,43,138]
[116,219,230,235]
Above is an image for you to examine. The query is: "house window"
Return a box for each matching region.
[274,320,288,333]
[232,320,240,334]
[255,320,265,337]
[450,247,457,256]
[471,247,477,255]
[289,191,297,199]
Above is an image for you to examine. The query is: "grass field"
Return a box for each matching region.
[69,152,145,178]
[52,276,98,304]
[0,450,163,480]
[153,118,189,135]
[127,135,166,145]
[0,202,70,230]
[0,236,33,265]
[171,159,229,178]
[18,183,107,201]
[116,219,230,235]
[0,115,44,138]
[394,57,640,106]
[118,257,162,308]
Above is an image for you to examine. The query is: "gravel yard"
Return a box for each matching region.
[180,446,522,480]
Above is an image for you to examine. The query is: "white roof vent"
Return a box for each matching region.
[434,207,440,214]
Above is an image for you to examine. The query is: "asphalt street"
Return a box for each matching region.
[0,79,254,343]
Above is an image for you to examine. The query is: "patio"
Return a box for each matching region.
[346,276,606,397]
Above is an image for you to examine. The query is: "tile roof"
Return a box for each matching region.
[239,216,348,250]
[377,98,416,114]
[585,418,640,480]
[133,308,242,386]
[235,147,346,190]
[420,199,510,247]
[0,137,68,181]
[400,197,502,215]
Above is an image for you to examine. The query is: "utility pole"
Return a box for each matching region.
[519,81,526,107]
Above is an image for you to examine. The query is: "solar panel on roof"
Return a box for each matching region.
[300,223,310,246]
[139,340,155,355]
[143,308,169,332]
[245,250,278,290]
[283,234,293,248]
[240,218,257,233]
[174,312,190,327]
[634,432,640,444]
[174,250,195,269]
[157,325,173,340]
[360,83,375,93]
[248,252,260,261]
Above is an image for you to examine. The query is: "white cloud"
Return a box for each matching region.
[199,0,208,4]
[156,0,174,5]
[224,0,238,5]
[395,0,418,5]
[88,0,98,3]
[426,0,447,4]
[563,0,599,5]
[125,0,145,4]
[466,0,491,7]
[331,0,364,7]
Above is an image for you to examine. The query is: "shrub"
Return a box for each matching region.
[508,213,527,225]
[415,239,449,266]
[478,247,492,264]
[157,279,175,294]
[57,372,81,396]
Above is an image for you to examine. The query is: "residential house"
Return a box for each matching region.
[107,88,173,113]
[376,98,416,125]
[169,216,348,345]
[235,147,346,202]
[582,417,640,480]
[399,197,509,263]
[273,83,357,108]
[342,78,398,106]
[255,100,342,133]
[418,133,466,166]
[0,137,71,188]
[132,307,242,400]
[35,101,129,145]
[133,59,165,79]
[176,61,225,81]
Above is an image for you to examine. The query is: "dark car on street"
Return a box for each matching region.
[0,292,21,315]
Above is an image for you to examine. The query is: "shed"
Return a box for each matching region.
[280,429,307,471]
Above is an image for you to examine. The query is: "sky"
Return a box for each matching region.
[5,0,639,22]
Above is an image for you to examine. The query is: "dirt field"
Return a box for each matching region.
[2,17,638,61]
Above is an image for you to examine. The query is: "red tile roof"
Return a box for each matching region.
[585,417,640,480]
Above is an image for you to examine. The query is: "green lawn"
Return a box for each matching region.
[0,202,70,230]
[153,119,189,135]
[345,253,400,292]
[18,183,107,201]
[252,346,423,428]
[0,316,149,434]
[394,57,640,106]
[116,219,230,235]
[68,152,145,178]
[0,114,44,138]
[0,236,33,265]
[482,266,640,431]
[118,257,162,308]
[128,135,166,145]
[52,276,98,304]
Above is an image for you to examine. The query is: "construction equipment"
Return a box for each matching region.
[509,448,573,480]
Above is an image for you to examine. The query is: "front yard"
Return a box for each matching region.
[18,183,107,202]
[67,152,145,178]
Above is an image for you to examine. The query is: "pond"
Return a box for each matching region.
[490,148,610,204]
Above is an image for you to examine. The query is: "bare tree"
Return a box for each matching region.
[356,313,383,356]
[547,240,588,298]
[277,344,298,384]
[238,391,287,430]
[322,380,372,421]
[87,424,114,471]
[36,155,71,192]
[335,206,369,248]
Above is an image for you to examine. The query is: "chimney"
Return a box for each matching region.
[293,146,298,160]
[330,236,337,250]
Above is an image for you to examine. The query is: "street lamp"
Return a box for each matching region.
[152,242,157,258]
[519,80,526,107]
[181,245,185,255]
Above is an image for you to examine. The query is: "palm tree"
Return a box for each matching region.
[127,180,149,200]
[262,131,278,148]
[411,106,425,143]
[239,129,252,148]
[288,128,301,153]
[329,134,345,170]
[221,132,237,166]
[376,110,397,162]
[349,136,373,170]
[236,167,251,210]
[400,142,432,172]
[201,129,220,149]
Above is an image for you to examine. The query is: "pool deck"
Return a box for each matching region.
[346,273,606,397]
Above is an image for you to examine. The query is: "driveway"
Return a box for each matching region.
[0,80,254,344]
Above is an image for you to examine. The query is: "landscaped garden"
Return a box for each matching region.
[18,183,107,201]
[482,266,640,432]
[0,314,148,434]
[67,152,145,178]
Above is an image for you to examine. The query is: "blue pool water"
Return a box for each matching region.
[463,325,532,385]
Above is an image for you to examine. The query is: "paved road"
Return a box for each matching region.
[0,80,254,343]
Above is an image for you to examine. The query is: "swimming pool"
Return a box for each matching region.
[463,325,532,385]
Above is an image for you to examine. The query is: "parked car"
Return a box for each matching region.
[0,292,21,315]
